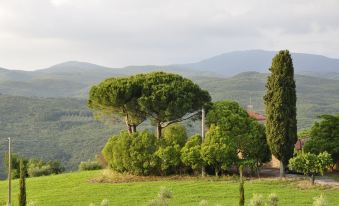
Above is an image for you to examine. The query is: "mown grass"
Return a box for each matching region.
[0,170,338,206]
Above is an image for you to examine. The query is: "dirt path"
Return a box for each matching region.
[260,168,339,186]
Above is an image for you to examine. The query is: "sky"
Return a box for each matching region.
[0,0,339,70]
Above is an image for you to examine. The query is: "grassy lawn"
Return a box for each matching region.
[0,170,338,206]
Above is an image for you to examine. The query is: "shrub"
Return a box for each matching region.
[156,124,187,174]
[267,193,278,206]
[102,130,159,175]
[248,194,264,206]
[147,187,172,206]
[313,194,328,206]
[181,134,203,172]
[199,200,209,206]
[201,125,238,176]
[289,151,332,184]
[27,159,64,177]
[79,161,102,171]
[101,199,109,206]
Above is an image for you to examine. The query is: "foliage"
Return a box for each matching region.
[313,194,328,206]
[205,101,271,173]
[102,130,159,175]
[264,50,297,176]
[147,187,172,206]
[241,120,271,174]
[3,153,28,179]
[27,159,64,177]
[88,76,146,133]
[18,159,26,206]
[79,161,102,171]
[136,72,211,138]
[101,199,109,206]
[303,114,339,165]
[267,193,279,206]
[248,194,264,206]
[181,134,203,171]
[288,151,332,184]
[156,124,187,174]
[201,125,238,176]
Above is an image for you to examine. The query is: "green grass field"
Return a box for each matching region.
[0,170,338,206]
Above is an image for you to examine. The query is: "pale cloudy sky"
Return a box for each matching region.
[0,0,339,70]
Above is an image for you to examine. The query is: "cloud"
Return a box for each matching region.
[0,0,338,70]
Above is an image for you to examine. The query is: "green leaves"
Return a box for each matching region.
[288,151,332,177]
[264,50,297,166]
[304,114,339,163]
[89,72,211,137]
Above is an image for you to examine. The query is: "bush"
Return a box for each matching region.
[147,187,172,206]
[289,151,332,184]
[267,193,279,206]
[79,161,102,171]
[199,200,208,206]
[313,194,328,206]
[27,159,64,177]
[248,194,264,206]
[181,134,203,172]
[101,199,109,206]
[102,130,159,175]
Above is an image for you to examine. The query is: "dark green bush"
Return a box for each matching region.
[79,161,102,171]
[102,130,159,175]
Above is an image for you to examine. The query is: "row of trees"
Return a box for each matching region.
[4,153,65,178]
[88,72,211,138]
[102,101,271,176]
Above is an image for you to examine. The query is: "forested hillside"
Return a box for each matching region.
[0,71,339,178]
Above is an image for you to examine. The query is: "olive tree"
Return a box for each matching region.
[288,151,332,184]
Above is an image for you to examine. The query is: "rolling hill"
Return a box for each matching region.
[0,50,338,178]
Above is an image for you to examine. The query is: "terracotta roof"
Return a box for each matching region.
[248,111,266,121]
[295,139,307,150]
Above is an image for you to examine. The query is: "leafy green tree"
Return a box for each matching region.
[241,120,271,176]
[264,50,297,177]
[181,134,203,173]
[288,151,332,184]
[88,77,146,133]
[137,72,211,138]
[303,114,339,168]
[201,125,238,176]
[19,159,26,206]
[206,101,271,173]
[3,153,28,179]
[156,124,188,174]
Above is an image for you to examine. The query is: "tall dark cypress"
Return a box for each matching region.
[239,165,245,206]
[264,50,297,177]
[19,159,26,206]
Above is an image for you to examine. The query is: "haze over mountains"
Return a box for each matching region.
[0,50,339,177]
[0,50,339,98]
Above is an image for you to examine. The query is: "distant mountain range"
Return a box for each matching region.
[0,50,339,97]
[1,50,339,176]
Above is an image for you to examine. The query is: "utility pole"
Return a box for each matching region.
[201,108,206,177]
[8,137,11,206]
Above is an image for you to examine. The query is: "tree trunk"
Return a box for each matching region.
[156,123,162,139]
[131,125,137,133]
[311,174,315,185]
[215,168,219,177]
[279,161,285,178]
[125,116,132,134]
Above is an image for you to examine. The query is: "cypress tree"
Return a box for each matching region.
[264,50,297,177]
[239,165,245,206]
[19,159,26,206]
